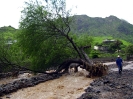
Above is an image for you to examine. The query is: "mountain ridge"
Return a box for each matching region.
[0,15,133,43]
[71,15,133,43]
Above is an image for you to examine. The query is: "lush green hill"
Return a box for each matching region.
[92,36,131,46]
[71,15,133,43]
[1,15,133,44]
[0,26,17,40]
[0,26,16,33]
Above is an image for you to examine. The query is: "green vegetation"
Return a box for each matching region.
[18,0,93,71]
[125,44,133,55]
[0,26,132,72]
[92,36,131,46]
[0,26,19,72]
[72,15,133,43]
[0,0,133,74]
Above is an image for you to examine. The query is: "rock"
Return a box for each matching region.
[78,62,133,99]
[85,87,94,92]
[77,92,98,99]
[103,80,110,84]
[0,73,61,97]
[6,95,10,98]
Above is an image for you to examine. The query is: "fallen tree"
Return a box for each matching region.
[0,0,108,78]
[0,56,108,78]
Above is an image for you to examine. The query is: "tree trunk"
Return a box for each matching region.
[66,35,83,59]
[80,48,93,65]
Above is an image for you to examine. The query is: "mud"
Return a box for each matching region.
[78,61,133,99]
[0,68,93,99]
[1,61,133,99]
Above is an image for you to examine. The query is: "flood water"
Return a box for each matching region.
[0,73,33,85]
[111,62,133,71]
[2,61,133,99]
[1,68,93,99]
[104,61,133,71]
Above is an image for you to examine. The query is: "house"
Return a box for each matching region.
[5,40,17,49]
[94,45,108,51]
[102,39,115,44]
[94,39,116,51]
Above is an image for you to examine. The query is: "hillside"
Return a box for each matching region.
[1,15,133,44]
[0,26,17,33]
[0,26,17,40]
[71,15,133,43]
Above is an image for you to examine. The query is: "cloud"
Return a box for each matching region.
[67,0,133,24]
[0,0,24,28]
[0,0,133,28]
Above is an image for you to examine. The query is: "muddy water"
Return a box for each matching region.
[0,73,33,85]
[1,62,133,99]
[1,69,93,99]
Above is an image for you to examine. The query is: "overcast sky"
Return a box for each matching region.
[0,0,133,29]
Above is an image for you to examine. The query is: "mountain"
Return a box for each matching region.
[71,15,133,43]
[0,26,18,40]
[1,15,133,43]
[0,26,17,33]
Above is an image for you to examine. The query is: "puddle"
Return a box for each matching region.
[111,63,133,71]
[103,62,116,65]
[1,68,93,99]
[103,61,133,71]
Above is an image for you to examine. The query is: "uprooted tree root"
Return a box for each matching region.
[84,62,108,78]
[52,59,109,78]
[0,57,108,78]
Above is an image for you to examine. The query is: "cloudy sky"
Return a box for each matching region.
[0,0,133,29]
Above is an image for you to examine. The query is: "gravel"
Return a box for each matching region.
[0,73,61,97]
[78,61,133,99]
[1,61,133,99]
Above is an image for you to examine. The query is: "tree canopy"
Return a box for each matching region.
[125,45,133,55]
[16,0,108,78]
[18,0,93,71]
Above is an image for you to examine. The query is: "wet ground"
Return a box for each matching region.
[78,61,133,99]
[0,73,33,85]
[0,68,93,99]
[1,61,133,99]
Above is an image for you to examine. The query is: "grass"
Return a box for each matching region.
[88,36,130,60]
[120,39,132,46]
[92,36,131,46]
